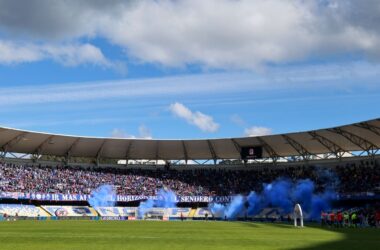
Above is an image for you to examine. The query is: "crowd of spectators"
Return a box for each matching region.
[321,207,380,228]
[0,159,379,196]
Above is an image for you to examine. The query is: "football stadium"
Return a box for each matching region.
[0,119,379,249]
[1,1,380,250]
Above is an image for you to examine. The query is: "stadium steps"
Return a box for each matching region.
[89,207,99,216]
[188,208,197,218]
[39,206,53,216]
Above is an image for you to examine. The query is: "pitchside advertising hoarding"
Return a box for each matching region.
[0,191,232,203]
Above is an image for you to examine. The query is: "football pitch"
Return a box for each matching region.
[0,220,379,250]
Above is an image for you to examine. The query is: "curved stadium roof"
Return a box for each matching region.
[0,118,379,161]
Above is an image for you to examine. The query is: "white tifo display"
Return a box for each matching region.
[95,207,136,218]
[41,206,98,217]
[168,208,191,218]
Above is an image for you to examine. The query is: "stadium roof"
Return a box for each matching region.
[0,118,379,161]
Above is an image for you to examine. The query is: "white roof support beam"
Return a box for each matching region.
[230,138,245,164]
[64,138,80,162]
[354,122,380,137]
[33,135,54,156]
[230,139,241,158]
[282,134,313,161]
[257,137,279,163]
[155,141,160,162]
[181,140,188,164]
[125,141,134,163]
[328,128,378,155]
[96,140,107,165]
[308,131,348,159]
[207,140,218,164]
[0,132,28,153]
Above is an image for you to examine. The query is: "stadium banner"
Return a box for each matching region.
[1,191,378,202]
[0,191,232,203]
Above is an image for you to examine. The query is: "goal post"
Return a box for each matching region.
[294,204,304,227]
[137,208,169,221]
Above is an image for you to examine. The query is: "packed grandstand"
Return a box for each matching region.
[0,119,380,227]
[1,159,379,196]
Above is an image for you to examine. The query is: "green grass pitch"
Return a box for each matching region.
[0,220,379,250]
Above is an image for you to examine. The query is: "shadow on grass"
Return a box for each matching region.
[289,225,380,250]
[240,222,380,250]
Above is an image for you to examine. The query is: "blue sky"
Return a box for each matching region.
[0,0,379,139]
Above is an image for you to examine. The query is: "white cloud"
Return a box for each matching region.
[1,61,380,107]
[244,126,272,137]
[43,43,109,67]
[169,102,219,133]
[111,128,133,138]
[111,125,152,139]
[230,114,247,127]
[103,0,316,69]
[99,0,380,68]
[0,40,126,72]
[138,124,152,139]
[2,1,380,69]
[0,40,42,63]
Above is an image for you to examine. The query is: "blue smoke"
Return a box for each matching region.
[262,178,335,220]
[291,179,336,220]
[208,195,245,219]
[209,178,336,220]
[247,191,262,216]
[263,179,293,214]
[208,203,225,218]
[293,179,314,212]
[137,188,178,218]
[88,185,116,208]
[138,199,155,218]
[310,191,336,219]
[225,195,245,219]
[155,188,177,208]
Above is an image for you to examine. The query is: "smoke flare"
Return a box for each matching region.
[88,185,117,208]
[209,178,336,220]
[137,188,178,218]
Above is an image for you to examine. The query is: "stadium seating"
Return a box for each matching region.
[95,207,136,218]
[0,204,49,217]
[1,159,379,197]
[0,159,379,223]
